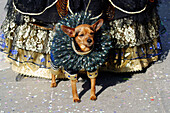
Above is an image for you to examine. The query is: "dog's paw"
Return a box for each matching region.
[73,97,81,103]
[50,82,57,87]
[90,95,97,100]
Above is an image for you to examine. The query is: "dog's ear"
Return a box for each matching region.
[91,19,104,32]
[61,25,75,37]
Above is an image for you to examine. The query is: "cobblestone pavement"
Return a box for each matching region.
[0,0,170,113]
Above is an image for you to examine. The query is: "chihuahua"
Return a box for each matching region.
[51,19,104,102]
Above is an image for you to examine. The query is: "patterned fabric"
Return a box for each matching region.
[87,70,98,79]
[101,38,161,72]
[63,70,78,80]
[1,16,53,54]
[56,0,69,18]
[0,4,62,79]
[109,11,160,48]
[11,63,65,79]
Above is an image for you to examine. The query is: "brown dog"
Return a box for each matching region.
[51,19,104,102]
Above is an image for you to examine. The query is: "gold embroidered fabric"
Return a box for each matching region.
[101,38,160,72]
[12,63,65,79]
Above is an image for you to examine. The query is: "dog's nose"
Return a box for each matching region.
[87,39,92,43]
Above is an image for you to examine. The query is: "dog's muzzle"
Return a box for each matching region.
[72,41,94,55]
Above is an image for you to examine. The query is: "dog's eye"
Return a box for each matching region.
[90,33,94,35]
[75,33,78,37]
[79,34,84,36]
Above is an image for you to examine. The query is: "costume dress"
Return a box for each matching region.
[0,0,163,79]
[102,0,163,72]
[0,0,66,79]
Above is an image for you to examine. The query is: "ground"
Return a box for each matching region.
[0,0,170,113]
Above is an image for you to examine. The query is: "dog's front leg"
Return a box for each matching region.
[51,74,57,87]
[87,70,98,100]
[71,80,80,102]
[64,70,80,102]
[90,78,97,100]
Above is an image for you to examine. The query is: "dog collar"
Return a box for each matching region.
[72,41,94,55]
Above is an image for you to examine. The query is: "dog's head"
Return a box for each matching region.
[61,19,104,52]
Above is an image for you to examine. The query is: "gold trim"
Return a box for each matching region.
[63,70,78,80]
[87,70,98,79]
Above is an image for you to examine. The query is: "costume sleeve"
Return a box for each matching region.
[108,0,148,12]
[13,0,58,14]
[12,0,68,23]
[107,0,159,23]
